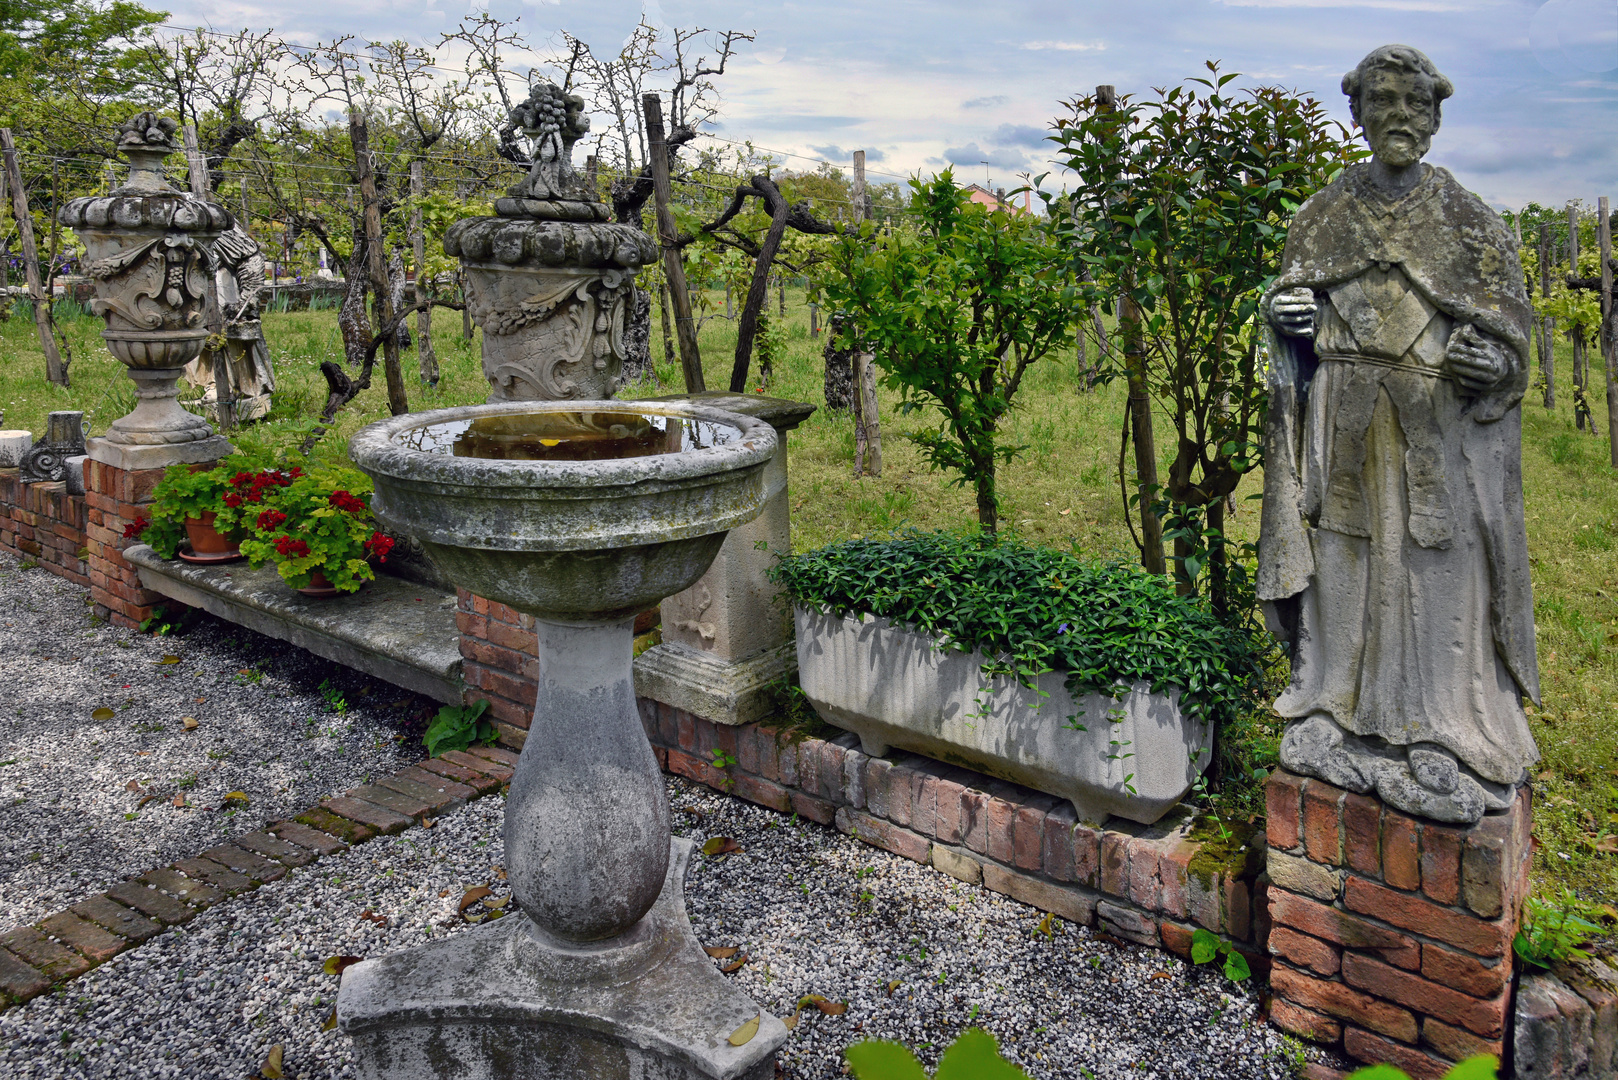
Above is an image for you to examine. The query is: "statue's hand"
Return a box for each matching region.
[1445,324,1508,393]
[1270,287,1317,338]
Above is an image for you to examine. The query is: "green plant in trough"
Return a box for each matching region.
[846,1027,1029,1080]
[425,699,497,758]
[769,530,1265,733]
[1514,888,1608,969]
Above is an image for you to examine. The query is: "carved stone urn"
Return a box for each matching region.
[59,113,233,469]
[444,83,657,403]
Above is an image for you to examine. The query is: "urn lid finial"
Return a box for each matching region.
[495,83,610,222]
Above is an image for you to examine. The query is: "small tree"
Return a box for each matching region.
[1051,63,1361,617]
[821,171,1077,534]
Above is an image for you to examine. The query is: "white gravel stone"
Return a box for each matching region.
[0,553,431,927]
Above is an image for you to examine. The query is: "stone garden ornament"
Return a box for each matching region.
[183,221,277,422]
[1258,45,1539,824]
[444,83,657,403]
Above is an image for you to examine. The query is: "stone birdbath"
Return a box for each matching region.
[341,400,786,1080]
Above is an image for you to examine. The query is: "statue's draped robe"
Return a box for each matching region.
[1258,164,1540,785]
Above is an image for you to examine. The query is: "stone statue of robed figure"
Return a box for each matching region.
[1258,45,1539,824]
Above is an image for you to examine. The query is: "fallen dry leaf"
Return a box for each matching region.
[322,955,362,977]
[438,889,450,898]
[727,1014,760,1047]
[222,791,249,807]
[135,794,156,809]
[321,1008,337,1032]
[701,836,742,857]
[420,817,435,829]
[157,655,181,665]
[798,994,848,1016]
[170,793,188,808]
[124,779,142,792]
[359,909,388,926]
[1059,508,1071,516]
[782,1008,802,1031]
[91,707,115,721]
[703,945,740,960]
[458,886,493,913]
[886,980,901,996]
[260,1044,284,1078]
[1150,972,1172,981]
[493,865,507,880]
[181,716,199,731]
[484,895,510,910]
[1596,836,1618,855]
[720,954,748,974]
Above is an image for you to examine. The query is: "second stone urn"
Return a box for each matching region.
[446,83,657,403]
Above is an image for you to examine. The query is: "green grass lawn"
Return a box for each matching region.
[4,289,1615,903]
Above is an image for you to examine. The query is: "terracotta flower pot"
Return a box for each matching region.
[179,512,243,564]
[296,569,342,598]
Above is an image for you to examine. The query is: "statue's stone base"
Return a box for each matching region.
[1264,767,1530,1078]
[633,641,794,727]
[338,838,787,1080]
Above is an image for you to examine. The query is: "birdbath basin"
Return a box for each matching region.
[340,401,785,1080]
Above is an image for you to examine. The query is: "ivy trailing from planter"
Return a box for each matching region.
[768,530,1265,731]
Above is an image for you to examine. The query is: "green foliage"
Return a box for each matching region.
[1514,889,1607,969]
[820,170,1079,532]
[139,454,271,559]
[1348,1055,1498,1080]
[845,1028,1030,1080]
[236,464,392,593]
[424,699,496,758]
[769,531,1265,731]
[1050,63,1363,603]
[1189,927,1251,981]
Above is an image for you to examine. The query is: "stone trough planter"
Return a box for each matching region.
[793,605,1211,825]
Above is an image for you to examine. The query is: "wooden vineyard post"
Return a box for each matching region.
[184,124,233,429]
[850,149,881,478]
[1601,197,1615,465]
[411,161,439,387]
[1540,223,1555,408]
[349,109,409,416]
[642,93,704,392]
[1,128,68,386]
[1569,203,1594,432]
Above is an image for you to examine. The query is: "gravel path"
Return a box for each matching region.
[0,773,1332,1080]
[0,553,432,928]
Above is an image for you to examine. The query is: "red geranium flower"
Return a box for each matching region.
[223,493,243,508]
[328,490,367,514]
[230,471,254,487]
[123,516,148,540]
[274,535,310,558]
[364,531,395,563]
[256,509,287,532]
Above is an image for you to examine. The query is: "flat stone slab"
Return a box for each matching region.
[125,544,462,703]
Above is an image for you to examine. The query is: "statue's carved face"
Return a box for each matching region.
[1360,68,1437,169]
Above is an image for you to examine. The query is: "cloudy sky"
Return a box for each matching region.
[159,0,1616,210]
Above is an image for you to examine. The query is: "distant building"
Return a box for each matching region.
[962,183,1034,216]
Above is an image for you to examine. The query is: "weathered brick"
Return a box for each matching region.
[1343,793,1382,876]
[1160,921,1195,959]
[1158,839,1194,919]
[734,725,766,777]
[38,911,127,964]
[1267,770,1307,852]
[1421,1018,1501,1064]
[981,863,1095,926]
[1421,943,1509,998]
[1382,811,1421,891]
[1271,962,1418,1043]
[911,770,938,838]
[1129,838,1160,911]
[1461,835,1507,919]
[1073,824,1101,889]
[1344,876,1509,958]
[820,741,848,803]
[794,737,823,796]
[1270,891,1419,969]
[0,927,89,981]
[986,796,1018,865]
[69,894,162,943]
[136,867,225,908]
[834,808,931,863]
[1271,925,1341,976]
[863,757,893,819]
[732,773,792,814]
[319,796,413,836]
[465,745,519,770]
[107,881,195,924]
[1224,876,1251,941]
[667,748,726,788]
[1420,824,1465,907]
[1100,831,1130,898]
[1096,900,1159,947]
[841,748,868,809]
[392,767,477,805]
[884,757,918,827]
[1271,997,1343,1044]
[933,845,982,885]
[172,857,254,895]
[1041,803,1077,882]
[1303,781,1346,865]
[272,820,352,855]
[439,749,512,782]
[1343,1027,1450,1079]
[789,789,836,826]
[1342,952,1509,1036]
[777,737,800,788]
[377,775,467,815]
[197,844,287,883]
[960,788,989,855]
[0,946,51,1003]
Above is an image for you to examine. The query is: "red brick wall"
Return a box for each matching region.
[454,588,539,744]
[1265,768,1531,1078]
[83,458,181,628]
[0,468,89,586]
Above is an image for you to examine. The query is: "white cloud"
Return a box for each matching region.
[1021,40,1106,52]
[1213,0,1468,8]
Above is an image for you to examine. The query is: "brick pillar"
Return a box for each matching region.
[455,588,538,747]
[1264,767,1532,1078]
[83,457,184,628]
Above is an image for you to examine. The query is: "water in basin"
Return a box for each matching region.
[393,409,741,461]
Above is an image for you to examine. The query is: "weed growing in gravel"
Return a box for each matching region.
[319,679,348,714]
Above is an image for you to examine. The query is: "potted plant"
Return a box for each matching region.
[138,456,268,563]
[237,463,395,596]
[770,531,1264,825]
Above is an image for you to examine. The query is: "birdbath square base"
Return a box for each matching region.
[339,837,786,1080]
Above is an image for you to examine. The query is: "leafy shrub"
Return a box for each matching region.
[846,1028,1028,1080]
[1515,889,1608,969]
[424,699,497,758]
[769,530,1265,730]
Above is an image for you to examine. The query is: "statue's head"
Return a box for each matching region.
[1342,45,1453,170]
